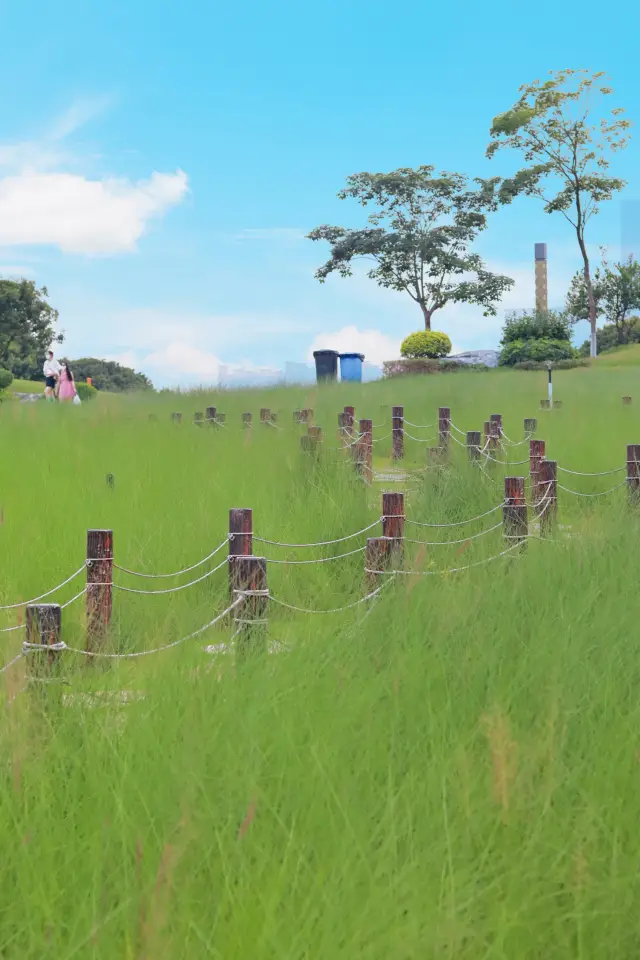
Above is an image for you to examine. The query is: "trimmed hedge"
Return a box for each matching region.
[512,358,589,371]
[0,367,13,390]
[383,358,486,377]
[499,338,577,367]
[400,331,452,359]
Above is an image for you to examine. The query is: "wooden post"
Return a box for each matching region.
[231,556,268,661]
[356,418,373,484]
[623,396,632,406]
[365,537,391,587]
[392,406,404,460]
[242,412,252,429]
[467,431,481,462]
[217,413,226,425]
[524,418,537,435]
[194,411,204,427]
[206,406,216,423]
[343,406,355,437]
[308,425,322,442]
[627,445,640,502]
[490,413,503,440]
[553,400,563,410]
[337,412,347,446]
[300,407,314,424]
[228,509,252,598]
[484,421,491,450]
[529,439,546,506]
[382,492,404,562]
[25,603,62,673]
[171,412,182,424]
[540,399,550,410]
[301,435,320,456]
[538,459,557,534]
[260,408,270,424]
[86,530,113,648]
[503,477,528,546]
[293,410,301,423]
[489,419,501,449]
[270,413,278,425]
[438,407,450,450]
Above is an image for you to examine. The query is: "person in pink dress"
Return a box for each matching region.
[57,363,77,402]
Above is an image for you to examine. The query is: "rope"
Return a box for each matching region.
[449,422,467,437]
[500,431,533,447]
[269,577,393,615]
[114,539,228,579]
[403,420,434,429]
[251,520,380,548]
[0,652,23,675]
[558,481,627,498]
[404,504,502,528]
[402,521,503,545]
[404,432,437,443]
[64,597,243,658]
[112,557,228,594]
[0,565,86,611]
[370,433,392,443]
[557,465,625,477]
[265,546,366,565]
[365,538,528,576]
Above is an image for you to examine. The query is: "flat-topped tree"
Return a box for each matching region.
[487,69,632,359]
[308,166,514,331]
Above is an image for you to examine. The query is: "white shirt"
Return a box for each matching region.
[43,358,62,378]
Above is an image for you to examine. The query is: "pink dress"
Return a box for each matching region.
[58,370,76,401]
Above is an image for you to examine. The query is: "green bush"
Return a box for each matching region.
[400,331,452,359]
[501,310,573,344]
[75,382,98,402]
[0,367,13,390]
[499,339,577,367]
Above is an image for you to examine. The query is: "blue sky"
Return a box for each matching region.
[0,0,638,386]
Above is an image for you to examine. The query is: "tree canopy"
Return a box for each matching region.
[0,279,63,379]
[487,69,631,357]
[308,166,514,330]
[69,358,153,392]
[566,254,640,345]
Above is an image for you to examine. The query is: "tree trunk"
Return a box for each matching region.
[577,232,597,358]
[420,303,432,331]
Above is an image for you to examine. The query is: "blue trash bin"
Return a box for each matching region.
[339,353,364,383]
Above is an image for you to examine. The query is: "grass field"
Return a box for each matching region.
[2,365,640,957]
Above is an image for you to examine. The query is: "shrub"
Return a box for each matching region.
[383,358,485,377]
[0,367,13,390]
[499,338,577,367]
[501,309,573,344]
[75,382,98,402]
[400,331,452,359]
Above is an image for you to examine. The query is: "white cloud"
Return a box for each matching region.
[0,170,188,255]
[0,264,34,276]
[308,325,401,365]
[0,99,189,254]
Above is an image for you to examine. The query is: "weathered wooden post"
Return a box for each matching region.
[308,425,322,443]
[300,408,314,424]
[242,412,252,429]
[438,407,451,450]
[357,418,373,484]
[538,459,557,534]
[365,538,391,587]
[553,400,563,410]
[627,445,640,503]
[343,406,355,437]
[529,439,546,506]
[260,408,270,424]
[231,556,268,661]
[392,406,404,460]
[25,603,62,674]
[171,412,182,424]
[490,413,503,439]
[540,398,550,410]
[623,396,633,406]
[293,410,302,423]
[206,406,216,423]
[524,418,537,435]
[86,530,113,648]
[228,509,252,598]
[467,431,481,463]
[194,411,204,427]
[489,419,501,451]
[382,492,404,563]
[503,477,528,546]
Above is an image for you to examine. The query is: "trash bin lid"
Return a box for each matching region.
[339,352,364,361]
[313,349,339,358]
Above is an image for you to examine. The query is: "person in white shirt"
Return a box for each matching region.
[43,351,62,400]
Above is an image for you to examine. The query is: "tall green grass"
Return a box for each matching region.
[2,367,640,957]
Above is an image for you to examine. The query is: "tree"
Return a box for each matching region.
[308,166,514,330]
[566,254,640,345]
[0,279,64,379]
[69,357,153,392]
[487,69,631,358]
